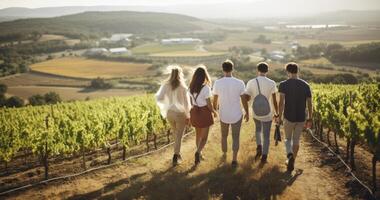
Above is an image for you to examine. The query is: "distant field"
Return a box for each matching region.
[297,39,380,47]
[298,57,378,76]
[0,72,90,87]
[132,43,197,54]
[38,34,68,42]
[150,51,226,57]
[30,57,153,79]
[205,32,288,52]
[6,86,142,101]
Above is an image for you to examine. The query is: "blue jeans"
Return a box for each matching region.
[254,119,273,155]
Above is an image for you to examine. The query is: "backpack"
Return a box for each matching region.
[252,78,271,117]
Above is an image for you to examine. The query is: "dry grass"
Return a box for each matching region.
[0,72,90,87]
[6,86,142,101]
[150,51,226,57]
[30,57,153,79]
[38,34,68,42]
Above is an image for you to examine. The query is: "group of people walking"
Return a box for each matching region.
[155,60,313,172]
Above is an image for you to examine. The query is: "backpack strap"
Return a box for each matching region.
[191,85,205,106]
[255,78,262,95]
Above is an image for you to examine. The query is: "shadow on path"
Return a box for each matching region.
[69,161,302,200]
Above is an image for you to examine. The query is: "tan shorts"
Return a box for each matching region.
[283,118,305,146]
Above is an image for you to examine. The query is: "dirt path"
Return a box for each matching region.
[5,121,353,200]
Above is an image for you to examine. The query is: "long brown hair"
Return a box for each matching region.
[166,66,184,90]
[189,65,211,95]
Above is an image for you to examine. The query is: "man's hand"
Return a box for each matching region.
[244,113,249,122]
[276,115,283,125]
[273,115,280,124]
[305,117,313,129]
[212,110,218,118]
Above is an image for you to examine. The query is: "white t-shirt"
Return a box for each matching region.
[190,85,212,107]
[245,76,277,122]
[213,77,245,124]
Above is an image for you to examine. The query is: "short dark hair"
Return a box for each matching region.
[222,60,234,72]
[257,62,268,73]
[285,62,298,74]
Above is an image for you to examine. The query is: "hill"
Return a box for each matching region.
[0,1,380,19]
[301,10,380,25]
[0,11,205,37]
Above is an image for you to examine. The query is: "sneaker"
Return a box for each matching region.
[177,154,183,163]
[287,153,295,172]
[231,160,238,168]
[172,154,179,166]
[255,145,262,160]
[261,154,268,163]
[195,152,201,165]
[200,153,206,160]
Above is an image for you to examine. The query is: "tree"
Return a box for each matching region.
[0,84,7,94]
[253,35,271,44]
[28,94,46,106]
[44,92,62,104]
[0,94,6,107]
[5,96,24,108]
[90,77,113,89]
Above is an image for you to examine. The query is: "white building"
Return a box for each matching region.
[161,38,202,45]
[100,33,133,44]
[269,50,286,61]
[84,48,109,56]
[109,47,129,55]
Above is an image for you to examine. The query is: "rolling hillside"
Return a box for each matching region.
[0,11,206,36]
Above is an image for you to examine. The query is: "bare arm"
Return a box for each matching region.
[278,93,285,123]
[307,97,313,120]
[206,98,217,118]
[241,95,249,122]
[213,95,219,111]
[272,93,279,115]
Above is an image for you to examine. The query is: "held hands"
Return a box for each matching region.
[244,112,249,122]
[212,110,218,118]
[274,115,282,125]
[185,118,191,126]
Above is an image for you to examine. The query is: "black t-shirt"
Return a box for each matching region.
[279,78,312,122]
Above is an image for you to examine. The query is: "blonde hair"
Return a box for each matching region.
[166,65,185,90]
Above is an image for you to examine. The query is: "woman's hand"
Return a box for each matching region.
[185,118,191,126]
[212,110,218,118]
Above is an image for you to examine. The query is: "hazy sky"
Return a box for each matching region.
[0,0,258,8]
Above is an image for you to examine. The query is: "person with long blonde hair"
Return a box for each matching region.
[155,65,191,166]
[189,65,216,165]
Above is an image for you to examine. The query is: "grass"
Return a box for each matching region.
[6,86,142,101]
[132,43,197,54]
[30,57,153,79]
[150,51,226,57]
[297,39,380,47]
[38,34,68,42]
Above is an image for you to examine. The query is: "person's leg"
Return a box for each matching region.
[220,121,229,154]
[262,120,273,156]
[195,127,202,149]
[166,111,177,155]
[292,122,305,159]
[254,119,262,146]
[253,118,263,160]
[174,112,186,155]
[284,119,296,171]
[231,118,242,162]
[283,119,295,156]
[197,127,210,153]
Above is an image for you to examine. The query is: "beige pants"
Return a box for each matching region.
[283,118,305,155]
[167,110,187,155]
[220,117,242,153]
